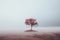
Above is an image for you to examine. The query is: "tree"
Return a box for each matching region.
[25,18,38,31]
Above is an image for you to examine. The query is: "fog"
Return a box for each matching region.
[0,0,60,31]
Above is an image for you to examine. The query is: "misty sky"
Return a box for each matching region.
[0,0,60,31]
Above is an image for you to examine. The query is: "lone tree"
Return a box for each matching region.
[25,18,38,32]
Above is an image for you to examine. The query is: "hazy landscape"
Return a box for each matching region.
[0,0,60,40]
[0,27,60,40]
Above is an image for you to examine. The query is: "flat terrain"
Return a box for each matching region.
[0,27,60,40]
[0,31,60,40]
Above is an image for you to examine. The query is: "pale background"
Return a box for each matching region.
[0,0,60,32]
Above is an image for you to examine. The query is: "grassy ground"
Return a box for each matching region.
[0,32,60,40]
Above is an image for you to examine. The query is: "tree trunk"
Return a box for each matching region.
[31,25,32,30]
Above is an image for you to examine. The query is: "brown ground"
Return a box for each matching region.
[0,32,60,40]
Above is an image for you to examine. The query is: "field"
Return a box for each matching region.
[0,31,60,40]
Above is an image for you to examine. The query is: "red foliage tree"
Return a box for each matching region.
[25,18,38,31]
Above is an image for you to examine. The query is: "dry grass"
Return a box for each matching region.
[0,32,60,40]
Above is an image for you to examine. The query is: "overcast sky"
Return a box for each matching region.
[0,0,60,31]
